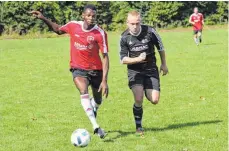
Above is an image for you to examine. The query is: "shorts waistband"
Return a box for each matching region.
[70,68,102,72]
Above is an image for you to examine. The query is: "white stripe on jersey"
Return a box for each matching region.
[151,28,164,51]
[59,21,80,29]
[95,26,108,53]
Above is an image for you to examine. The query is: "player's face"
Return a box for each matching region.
[82,9,96,25]
[127,15,141,35]
[194,8,198,14]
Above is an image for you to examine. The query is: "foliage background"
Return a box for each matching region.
[0,1,228,35]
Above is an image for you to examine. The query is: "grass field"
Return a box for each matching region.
[0,27,228,151]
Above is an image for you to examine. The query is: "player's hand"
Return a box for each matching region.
[138,52,146,62]
[160,64,168,76]
[98,80,109,98]
[29,11,44,19]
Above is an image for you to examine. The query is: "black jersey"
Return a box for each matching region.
[120,25,164,72]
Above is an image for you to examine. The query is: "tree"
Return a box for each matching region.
[145,2,183,28]
[0,1,227,35]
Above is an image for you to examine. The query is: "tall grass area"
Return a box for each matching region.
[0,27,228,151]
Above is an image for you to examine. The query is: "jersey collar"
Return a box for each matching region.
[79,21,97,32]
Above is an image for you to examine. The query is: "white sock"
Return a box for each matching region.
[91,98,100,111]
[194,38,198,44]
[81,94,99,130]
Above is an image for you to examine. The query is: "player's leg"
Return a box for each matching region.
[73,77,100,129]
[131,85,144,136]
[144,77,160,104]
[89,70,103,117]
[71,69,103,138]
[129,72,144,136]
[90,88,102,118]
[193,30,199,45]
[198,30,202,43]
[145,89,160,104]
[89,70,107,138]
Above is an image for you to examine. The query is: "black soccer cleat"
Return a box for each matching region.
[94,127,107,139]
[136,127,144,137]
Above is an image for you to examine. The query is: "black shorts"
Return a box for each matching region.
[70,68,102,89]
[128,69,160,91]
[193,29,202,35]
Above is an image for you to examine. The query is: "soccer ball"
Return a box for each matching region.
[71,129,91,147]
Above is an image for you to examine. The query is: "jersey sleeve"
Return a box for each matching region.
[97,29,109,53]
[119,36,129,62]
[151,28,165,51]
[59,22,72,34]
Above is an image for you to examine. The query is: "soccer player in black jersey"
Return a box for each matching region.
[120,10,169,136]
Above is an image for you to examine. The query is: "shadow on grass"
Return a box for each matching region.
[203,43,222,46]
[104,120,222,142]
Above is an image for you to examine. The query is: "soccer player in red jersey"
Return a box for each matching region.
[189,7,204,45]
[30,4,109,139]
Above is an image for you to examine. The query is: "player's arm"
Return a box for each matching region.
[101,53,109,84]
[189,15,195,25]
[97,31,109,98]
[121,53,146,65]
[99,53,109,97]
[151,28,168,76]
[29,11,65,35]
[120,37,146,65]
[158,51,168,76]
[202,14,204,25]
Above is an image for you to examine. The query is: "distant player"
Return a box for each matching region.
[120,10,168,136]
[189,7,204,45]
[30,4,109,139]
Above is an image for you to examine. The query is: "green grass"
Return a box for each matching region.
[0,27,228,151]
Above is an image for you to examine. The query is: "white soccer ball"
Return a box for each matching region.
[71,129,91,147]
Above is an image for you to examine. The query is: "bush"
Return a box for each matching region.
[0,1,228,35]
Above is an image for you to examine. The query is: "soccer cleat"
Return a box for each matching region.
[94,127,107,139]
[136,127,144,137]
[199,37,202,43]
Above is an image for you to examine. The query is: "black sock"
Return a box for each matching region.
[133,104,143,129]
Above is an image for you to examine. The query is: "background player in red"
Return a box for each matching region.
[189,7,204,45]
[30,4,109,139]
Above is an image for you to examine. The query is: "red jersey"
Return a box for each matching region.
[190,13,203,30]
[59,21,108,70]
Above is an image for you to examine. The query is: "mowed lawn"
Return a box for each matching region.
[0,27,228,151]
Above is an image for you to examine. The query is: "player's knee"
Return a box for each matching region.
[150,95,160,105]
[135,99,143,106]
[79,90,88,95]
[134,96,143,104]
[151,99,159,105]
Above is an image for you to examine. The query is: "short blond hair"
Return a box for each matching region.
[127,10,141,21]
[128,10,140,17]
